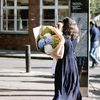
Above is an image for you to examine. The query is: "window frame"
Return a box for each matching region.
[1,0,28,34]
[40,0,70,26]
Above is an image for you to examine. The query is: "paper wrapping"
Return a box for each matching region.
[33,26,65,59]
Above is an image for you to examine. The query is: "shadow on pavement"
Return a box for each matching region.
[0,88,54,97]
[21,80,54,84]
[34,75,53,78]
[89,79,100,83]
[89,89,100,96]
[0,94,53,97]
[89,74,100,83]
[13,67,51,69]
[31,67,51,69]
[89,75,100,78]
[0,88,54,92]
[0,75,53,78]
[0,75,34,77]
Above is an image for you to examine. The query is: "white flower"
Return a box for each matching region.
[44,44,54,54]
[44,33,51,37]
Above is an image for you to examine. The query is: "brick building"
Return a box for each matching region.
[0,0,70,51]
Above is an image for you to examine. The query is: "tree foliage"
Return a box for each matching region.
[90,0,100,16]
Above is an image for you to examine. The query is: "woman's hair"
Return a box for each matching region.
[90,21,95,26]
[63,17,79,40]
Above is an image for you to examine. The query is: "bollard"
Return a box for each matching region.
[25,45,31,72]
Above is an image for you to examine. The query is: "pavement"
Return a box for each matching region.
[0,49,100,100]
[0,49,53,59]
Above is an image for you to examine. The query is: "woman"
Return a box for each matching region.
[53,17,82,100]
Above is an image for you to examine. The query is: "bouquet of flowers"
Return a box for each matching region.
[33,26,65,59]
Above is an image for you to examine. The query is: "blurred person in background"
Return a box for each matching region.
[90,20,100,68]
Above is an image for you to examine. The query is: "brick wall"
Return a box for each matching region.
[28,0,40,51]
[0,0,40,51]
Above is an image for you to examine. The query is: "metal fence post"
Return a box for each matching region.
[25,45,31,72]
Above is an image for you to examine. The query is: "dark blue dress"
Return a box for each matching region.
[53,35,82,100]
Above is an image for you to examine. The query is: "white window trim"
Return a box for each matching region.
[1,0,28,34]
[40,0,69,26]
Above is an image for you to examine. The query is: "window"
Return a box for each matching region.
[42,9,55,26]
[40,0,70,26]
[43,0,55,6]
[58,0,69,5]
[1,0,28,34]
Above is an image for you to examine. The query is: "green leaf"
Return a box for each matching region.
[38,35,46,39]
[42,27,52,35]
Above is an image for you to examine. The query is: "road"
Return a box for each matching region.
[0,57,100,100]
[0,57,53,73]
[0,57,54,100]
